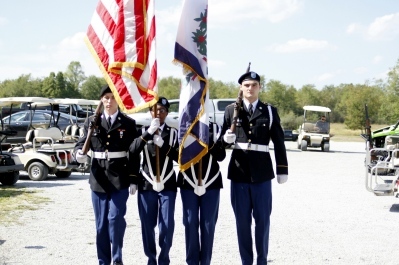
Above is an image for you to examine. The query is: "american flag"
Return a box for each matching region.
[174,0,209,171]
[85,0,158,113]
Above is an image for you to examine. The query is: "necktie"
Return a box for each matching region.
[107,116,112,128]
[248,104,253,116]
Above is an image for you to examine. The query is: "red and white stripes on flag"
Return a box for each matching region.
[174,0,209,171]
[86,0,158,113]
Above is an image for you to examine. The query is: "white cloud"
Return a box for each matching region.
[0,32,101,81]
[0,17,7,26]
[266,38,337,53]
[373,55,383,64]
[374,70,389,80]
[208,0,302,26]
[366,12,399,40]
[346,23,363,34]
[354,67,368,74]
[316,72,335,82]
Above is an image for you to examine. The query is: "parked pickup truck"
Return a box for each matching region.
[128,98,236,128]
[1,102,93,118]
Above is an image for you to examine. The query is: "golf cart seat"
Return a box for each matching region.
[33,127,76,151]
[71,125,82,138]
[34,127,63,142]
[303,122,315,132]
[26,129,36,142]
[64,124,81,141]
[64,125,72,136]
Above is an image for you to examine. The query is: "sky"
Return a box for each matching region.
[1,0,398,89]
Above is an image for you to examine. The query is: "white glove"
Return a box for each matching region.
[129,184,137,195]
[277,174,288,184]
[75,150,87,164]
[153,135,164,147]
[147,118,160,135]
[223,129,236,144]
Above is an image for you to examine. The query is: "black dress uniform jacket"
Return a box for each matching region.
[129,124,179,191]
[222,101,288,183]
[74,112,140,193]
[177,122,226,190]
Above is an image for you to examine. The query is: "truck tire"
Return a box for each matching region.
[55,171,72,178]
[28,162,48,181]
[0,171,19,185]
[301,140,308,151]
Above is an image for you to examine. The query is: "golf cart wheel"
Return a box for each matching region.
[0,171,19,185]
[322,143,330,152]
[55,171,72,178]
[28,162,48,181]
[301,140,308,151]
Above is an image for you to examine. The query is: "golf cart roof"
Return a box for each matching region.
[52,98,100,106]
[0,97,55,107]
[303,105,331,112]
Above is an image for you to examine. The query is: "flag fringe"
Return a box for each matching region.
[85,36,158,114]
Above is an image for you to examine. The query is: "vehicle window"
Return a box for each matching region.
[217,100,234,111]
[8,112,27,122]
[57,116,70,123]
[58,104,70,113]
[169,102,179,113]
[32,113,49,121]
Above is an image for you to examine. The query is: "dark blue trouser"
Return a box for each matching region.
[180,188,220,265]
[231,181,272,265]
[138,190,177,265]
[91,188,129,265]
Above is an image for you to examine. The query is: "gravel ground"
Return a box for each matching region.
[1,141,399,265]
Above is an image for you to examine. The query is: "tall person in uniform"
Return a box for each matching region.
[74,85,140,265]
[129,97,179,265]
[177,121,226,265]
[222,71,289,265]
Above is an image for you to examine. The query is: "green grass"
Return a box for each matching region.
[0,187,50,225]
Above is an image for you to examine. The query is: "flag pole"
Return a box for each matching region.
[198,159,202,186]
[154,104,161,183]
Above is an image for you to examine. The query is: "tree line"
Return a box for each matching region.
[1,59,399,132]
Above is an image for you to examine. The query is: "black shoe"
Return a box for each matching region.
[113,262,123,265]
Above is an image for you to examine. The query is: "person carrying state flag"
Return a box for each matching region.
[173,0,226,264]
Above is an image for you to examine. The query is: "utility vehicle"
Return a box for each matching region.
[0,97,78,181]
[296,105,331,152]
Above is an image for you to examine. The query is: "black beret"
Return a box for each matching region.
[156,96,170,110]
[238,71,260,84]
[99,85,112,98]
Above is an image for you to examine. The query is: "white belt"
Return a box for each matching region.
[234,142,269,152]
[93,151,127,159]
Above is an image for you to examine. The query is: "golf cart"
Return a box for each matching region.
[52,98,100,172]
[363,134,399,196]
[0,97,78,181]
[0,102,25,185]
[296,105,332,152]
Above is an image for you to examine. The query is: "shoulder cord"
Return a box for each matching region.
[141,127,175,185]
[268,105,273,130]
[182,123,221,190]
[181,156,220,190]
